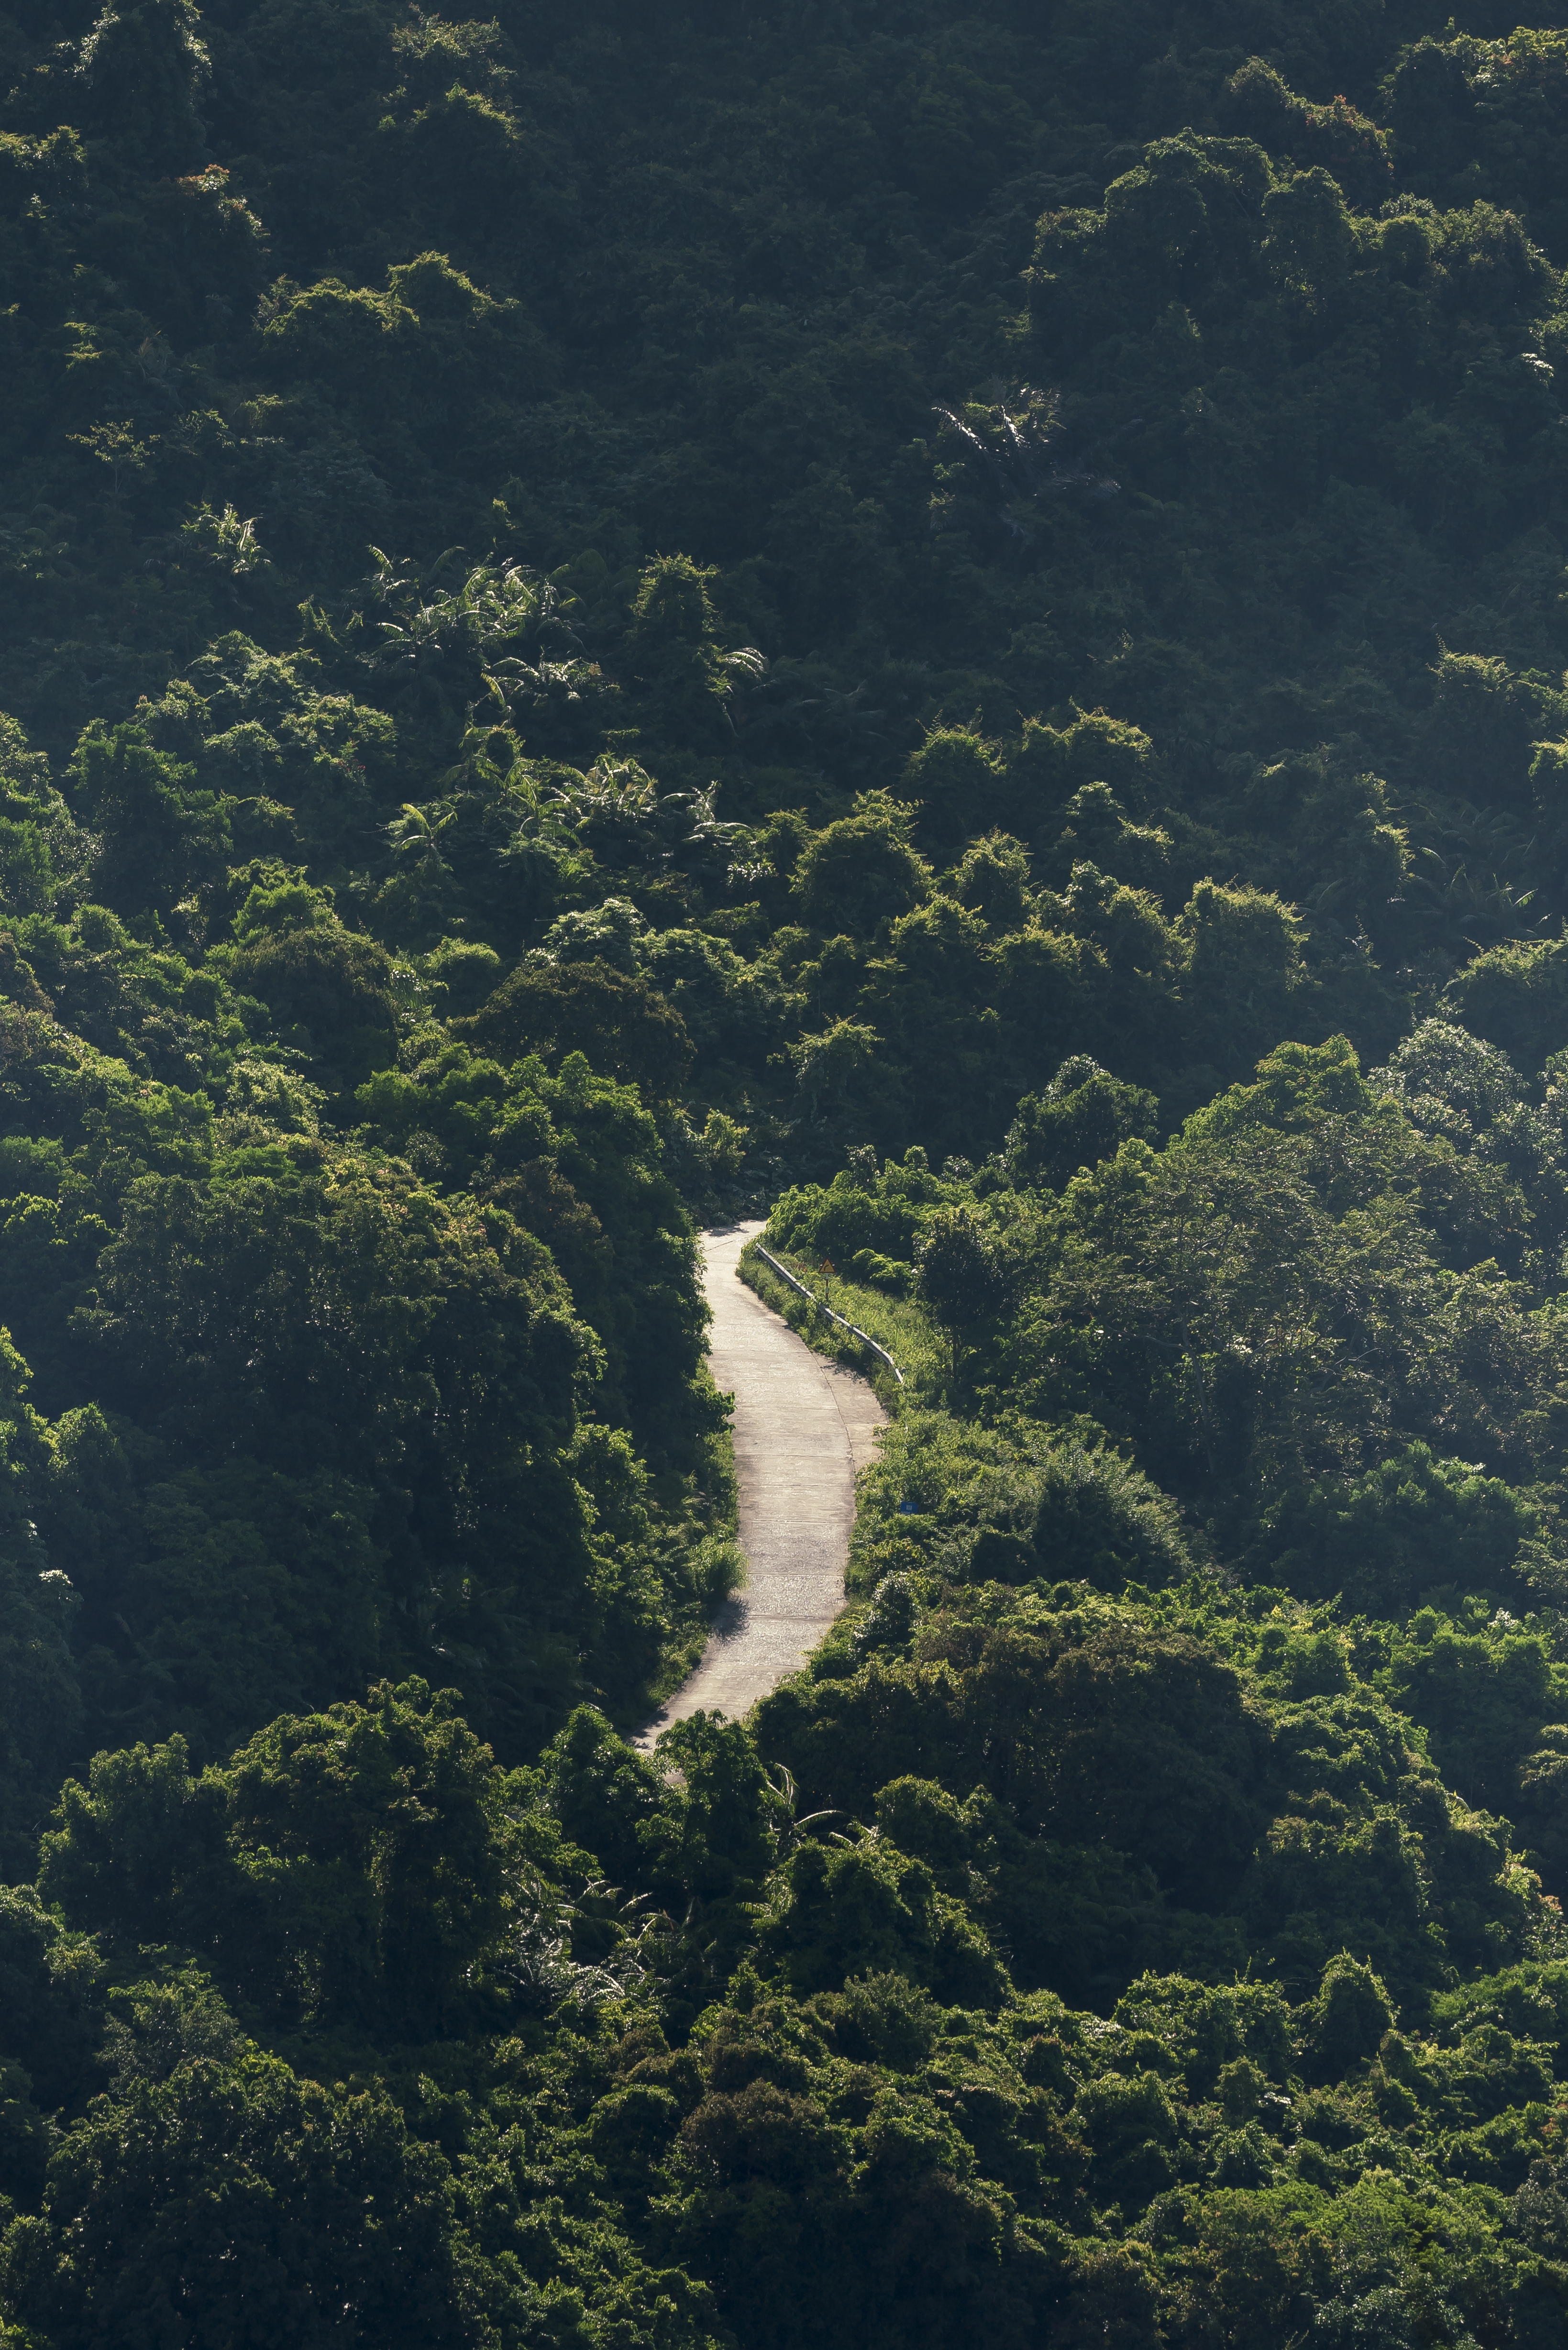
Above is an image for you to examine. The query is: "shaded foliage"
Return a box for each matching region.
[11,0,1568,2342]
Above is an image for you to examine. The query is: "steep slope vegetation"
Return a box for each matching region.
[8,1,1568,2343]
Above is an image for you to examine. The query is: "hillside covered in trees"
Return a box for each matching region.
[14,0,1568,2339]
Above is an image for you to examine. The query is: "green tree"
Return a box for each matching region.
[219,1679,508,2032]
[214,883,398,1088]
[0,2054,477,2350]
[462,965,694,1095]
[76,0,209,168]
[74,724,232,919]
[902,727,1009,854]
[792,798,930,936]
[915,1206,1012,1378]
[1006,1056,1159,1189]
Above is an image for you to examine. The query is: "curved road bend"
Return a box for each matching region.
[635,1219,886,1749]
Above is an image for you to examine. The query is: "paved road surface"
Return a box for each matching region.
[635,1220,885,1747]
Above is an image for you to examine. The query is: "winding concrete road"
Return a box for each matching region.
[636,1220,885,1747]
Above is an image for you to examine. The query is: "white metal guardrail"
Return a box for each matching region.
[752,1244,905,1387]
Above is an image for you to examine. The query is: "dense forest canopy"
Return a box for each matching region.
[15,0,1568,2340]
